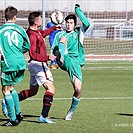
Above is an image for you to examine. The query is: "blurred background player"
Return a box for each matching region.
[0,6,30,126]
[52,4,90,120]
[47,11,63,69]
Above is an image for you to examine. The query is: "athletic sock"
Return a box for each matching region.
[11,89,21,115]
[5,94,16,121]
[18,89,30,101]
[41,92,54,118]
[59,43,69,70]
[59,43,67,57]
[69,96,80,112]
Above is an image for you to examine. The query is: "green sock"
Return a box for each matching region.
[59,43,69,70]
[5,94,16,121]
[69,96,80,112]
[11,89,21,115]
[59,43,68,57]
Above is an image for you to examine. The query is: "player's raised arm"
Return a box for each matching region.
[75,4,90,32]
[52,32,60,51]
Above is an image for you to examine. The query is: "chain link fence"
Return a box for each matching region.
[0,0,133,55]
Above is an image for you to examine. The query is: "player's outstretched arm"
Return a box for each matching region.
[75,4,90,32]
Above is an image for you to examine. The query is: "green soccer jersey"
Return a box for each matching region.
[0,23,30,72]
[52,7,90,66]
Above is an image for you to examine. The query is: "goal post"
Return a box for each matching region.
[114,26,133,41]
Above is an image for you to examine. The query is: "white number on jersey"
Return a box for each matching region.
[4,31,19,46]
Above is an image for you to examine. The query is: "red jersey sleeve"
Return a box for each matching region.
[39,26,56,37]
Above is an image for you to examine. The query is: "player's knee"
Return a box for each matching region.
[43,81,56,94]
[74,88,82,97]
[30,90,38,96]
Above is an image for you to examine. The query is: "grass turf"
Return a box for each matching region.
[0,60,133,133]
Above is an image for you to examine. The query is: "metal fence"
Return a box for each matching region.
[0,0,133,55]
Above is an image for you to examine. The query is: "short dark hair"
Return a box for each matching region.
[28,11,41,26]
[65,14,77,26]
[5,6,18,21]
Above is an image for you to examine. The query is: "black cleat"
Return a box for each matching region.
[53,46,66,71]
[2,119,19,126]
[53,46,59,55]
[16,112,23,123]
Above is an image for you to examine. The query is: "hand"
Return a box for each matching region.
[60,36,67,45]
[49,55,56,61]
[75,4,80,8]
[55,24,63,30]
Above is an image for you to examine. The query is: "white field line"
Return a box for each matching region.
[85,54,133,61]
[85,62,132,65]
[28,97,133,100]
[1,97,131,101]
[81,66,133,70]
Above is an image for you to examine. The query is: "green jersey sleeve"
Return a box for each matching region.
[75,6,90,32]
[21,28,30,53]
[75,6,90,66]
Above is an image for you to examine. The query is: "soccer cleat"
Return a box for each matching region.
[1,99,8,117]
[50,65,57,69]
[64,111,74,120]
[38,115,56,124]
[53,47,63,67]
[16,112,23,123]
[2,119,19,126]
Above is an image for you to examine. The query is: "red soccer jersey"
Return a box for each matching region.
[27,26,55,62]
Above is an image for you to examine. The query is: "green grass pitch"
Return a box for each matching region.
[0,60,133,133]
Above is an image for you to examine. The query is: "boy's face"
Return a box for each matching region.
[66,19,75,32]
[35,15,42,27]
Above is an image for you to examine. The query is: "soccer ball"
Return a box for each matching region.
[51,11,64,25]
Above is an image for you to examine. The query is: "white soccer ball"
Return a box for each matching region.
[51,11,64,24]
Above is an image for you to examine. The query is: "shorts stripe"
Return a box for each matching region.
[42,62,49,80]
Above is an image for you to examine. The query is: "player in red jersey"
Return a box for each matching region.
[25,11,61,123]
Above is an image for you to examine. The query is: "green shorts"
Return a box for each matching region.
[1,69,25,86]
[64,56,82,82]
[57,43,82,82]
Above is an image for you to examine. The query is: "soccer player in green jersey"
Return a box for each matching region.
[0,6,30,126]
[52,4,90,120]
